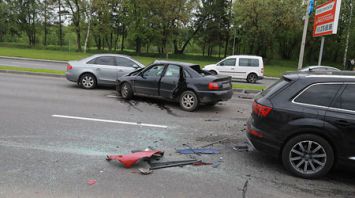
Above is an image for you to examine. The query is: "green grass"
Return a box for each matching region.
[232,83,266,91]
[0,66,64,75]
[0,46,302,77]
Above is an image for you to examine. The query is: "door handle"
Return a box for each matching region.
[335,120,351,127]
[96,68,101,71]
[118,70,124,72]
[231,68,235,70]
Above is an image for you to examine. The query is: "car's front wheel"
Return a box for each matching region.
[281,134,334,179]
[79,73,97,89]
[209,70,217,75]
[120,82,133,99]
[179,90,199,111]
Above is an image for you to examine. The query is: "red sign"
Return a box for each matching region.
[313,0,342,37]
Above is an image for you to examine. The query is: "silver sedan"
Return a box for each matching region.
[65,54,144,89]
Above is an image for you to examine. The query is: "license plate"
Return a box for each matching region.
[222,83,231,88]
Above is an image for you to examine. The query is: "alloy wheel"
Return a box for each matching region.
[182,93,195,109]
[82,76,94,88]
[289,140,327,175]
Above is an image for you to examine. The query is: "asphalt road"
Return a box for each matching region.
[0,57,66,71]
[0,57,278,87]
[1,73,354,198]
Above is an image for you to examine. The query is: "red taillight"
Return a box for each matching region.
[208,82,219,90]
[248,129,264,138]
[252,101,272,117]
[67,64,73,71]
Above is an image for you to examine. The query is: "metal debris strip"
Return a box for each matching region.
[176,148,220,155]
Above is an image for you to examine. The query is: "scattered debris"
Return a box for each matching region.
[212,157,224,168]
[176,148,220,155]
[106,150,164,168]
[150,159,199,170]
[87,179,96,186]
[138,167,153,175]
[233,142,251,152]
[182,143,201,156]
[198,138,229,148]
[204,119,220,122]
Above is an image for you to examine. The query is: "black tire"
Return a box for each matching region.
[79,73,97,89]
[246,73,258,83]
[179,90,199,112]
[120,82,133,99]
[281,134,334,179]
[209,70,217,75]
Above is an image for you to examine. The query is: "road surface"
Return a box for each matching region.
[0,73,354,198]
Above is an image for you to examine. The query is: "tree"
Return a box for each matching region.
[64,0,84,51]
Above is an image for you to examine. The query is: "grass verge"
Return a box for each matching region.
[232,83,266,91]
[0,46,304,77]
[0,66,64,75]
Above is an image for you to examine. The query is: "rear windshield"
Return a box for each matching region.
[190,65,211,76]
[261,78,290,98]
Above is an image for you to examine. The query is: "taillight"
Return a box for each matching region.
[252,101,272,117]
[67,64,73,71]
[208,82,219,90]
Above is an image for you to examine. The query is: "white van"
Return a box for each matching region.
[203,55,264,83]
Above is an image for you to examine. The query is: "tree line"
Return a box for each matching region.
[0,0,354,64]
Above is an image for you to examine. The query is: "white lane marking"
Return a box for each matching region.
[349,157,355,160]
[52,114,168,129]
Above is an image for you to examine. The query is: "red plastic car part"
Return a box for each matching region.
[106,150,164,168]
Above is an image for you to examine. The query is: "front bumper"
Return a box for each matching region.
[198,89,233,103]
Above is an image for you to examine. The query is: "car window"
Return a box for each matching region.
[115,57,137,67]
[87,58,97,64]
[164,65,180,78]
[331,84,355,111]
[183,69,191,78]
[294,84,342,107]
[143,65,165,77]
[218,58,236,66]
[239,58,259,67]
[93,56,116,66]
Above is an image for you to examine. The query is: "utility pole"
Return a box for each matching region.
[298,1,311,69]
[318,37,325,65]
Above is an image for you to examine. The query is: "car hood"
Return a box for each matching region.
[203,64,216,70]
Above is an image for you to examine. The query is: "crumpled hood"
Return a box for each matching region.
[203,64,216,70]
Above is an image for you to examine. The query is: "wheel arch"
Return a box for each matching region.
[79,72,97,82]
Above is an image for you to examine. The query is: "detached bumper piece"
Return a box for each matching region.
[106,150,164,168]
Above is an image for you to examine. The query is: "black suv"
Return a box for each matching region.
[247,71,355,179]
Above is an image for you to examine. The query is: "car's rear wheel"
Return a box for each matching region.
[79,73,97,89]
[209,70,217,75]
[120,82,133,99]
[179,90,199,111]
[281,134,334,179]
[246,73,258,83]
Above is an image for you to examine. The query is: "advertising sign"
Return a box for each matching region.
[313,0,342,37]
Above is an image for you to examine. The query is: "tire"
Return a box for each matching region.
[209,70,217,75]
[120,82,133,99]
[179,90,199,112]
[281,134,334,179]
[79,73,97,89]
[246,73,258,83]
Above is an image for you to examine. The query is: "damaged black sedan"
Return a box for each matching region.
[116,61,233,111]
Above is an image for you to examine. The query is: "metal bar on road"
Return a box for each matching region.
[318,37,325,66]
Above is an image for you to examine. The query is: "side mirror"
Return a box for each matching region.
[133,64,140,69]
[219,62,224,66]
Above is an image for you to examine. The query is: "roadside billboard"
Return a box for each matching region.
[313,0,342,37]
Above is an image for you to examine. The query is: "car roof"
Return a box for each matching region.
[153,60,198,67]
[225,55,262,59]
[88,54,132,59]
[283,71,355,82]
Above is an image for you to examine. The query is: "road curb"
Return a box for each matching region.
[0,70,64,78]
[0,56,67,64]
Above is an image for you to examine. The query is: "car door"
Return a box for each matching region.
[216,58,237,78]
[237,58,260,79]
[91,56,118,83]
[115,57,141,78]
[159,64,182,99]
[324,83,355,160]
[133,64,165,96]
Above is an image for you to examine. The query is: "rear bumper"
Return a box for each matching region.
[198,89,233,103]
[246,118,281,158]
[65,72,77,82]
